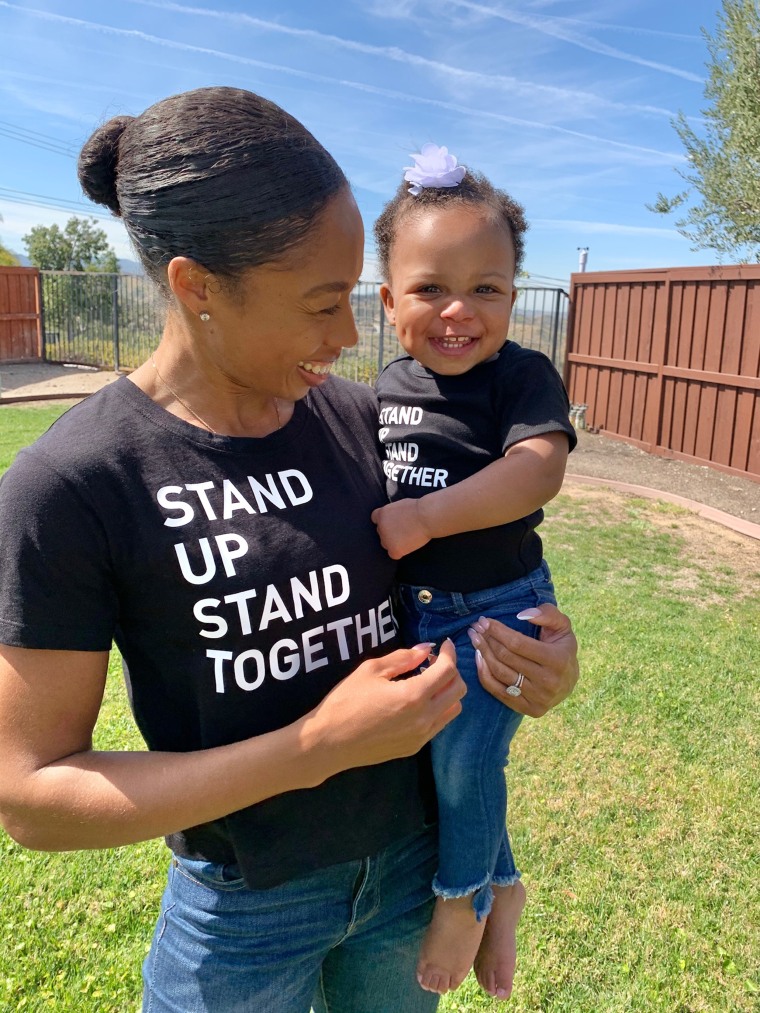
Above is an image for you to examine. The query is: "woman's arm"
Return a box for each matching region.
[470,604,579,718]
[0,640,463,851]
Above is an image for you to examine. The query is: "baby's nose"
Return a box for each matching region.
[440,297,473,320]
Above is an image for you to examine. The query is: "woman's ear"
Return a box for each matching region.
[166,257,214,316]
[379,283,396,325]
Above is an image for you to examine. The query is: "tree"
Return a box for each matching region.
[0,213,20,266]
[649,0,760,261]
[23,218,119,358]
[23,216,118,272]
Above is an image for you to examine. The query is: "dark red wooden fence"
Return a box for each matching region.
[0,266,42,362]
[565,266,760,482]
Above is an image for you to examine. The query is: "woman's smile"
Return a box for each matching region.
[297,359,337,383]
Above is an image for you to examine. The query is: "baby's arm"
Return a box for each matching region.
[371,431,568,559]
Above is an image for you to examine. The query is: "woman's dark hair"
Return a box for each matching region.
[78,87,349,292]
[374,170,528,280]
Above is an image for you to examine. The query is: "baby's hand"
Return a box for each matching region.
[371,499,432,559]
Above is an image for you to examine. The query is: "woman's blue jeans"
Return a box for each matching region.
[397,562,557,921]
[142,828,439,1012]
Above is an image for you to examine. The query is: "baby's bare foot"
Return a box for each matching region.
[416,894,486,995]
[474,880,526,1000]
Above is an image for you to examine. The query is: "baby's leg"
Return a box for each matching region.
[416,891,488,995]
[474,875,527,1000]
[396,578,545,997]
[416,632,522,995]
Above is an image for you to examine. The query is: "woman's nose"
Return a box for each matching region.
[327,301,359,350]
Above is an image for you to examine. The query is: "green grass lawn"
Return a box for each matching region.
[0,405,72,472]
[1,408,758,1012]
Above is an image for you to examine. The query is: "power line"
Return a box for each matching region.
[0,119,78,158]
[0,187,112,221]
[527,274,570,285]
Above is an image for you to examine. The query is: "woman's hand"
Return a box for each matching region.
[304,639,465,774]
[0,641,463,852]
[469,604,578,718]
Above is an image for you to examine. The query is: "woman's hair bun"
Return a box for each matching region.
[77,115,135,215]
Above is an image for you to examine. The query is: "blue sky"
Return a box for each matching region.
[0,0,724,284]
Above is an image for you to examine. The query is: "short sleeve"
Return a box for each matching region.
[495,348,577,454]
[0,448,118,650]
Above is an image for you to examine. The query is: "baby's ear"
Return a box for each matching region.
[379,283,396,323]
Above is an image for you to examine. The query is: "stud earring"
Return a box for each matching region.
[199,312,210,322]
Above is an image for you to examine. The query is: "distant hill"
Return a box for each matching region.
[117,258,143,275]
[9,253,144,274]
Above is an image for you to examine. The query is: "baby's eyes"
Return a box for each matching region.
[414,284,500,295]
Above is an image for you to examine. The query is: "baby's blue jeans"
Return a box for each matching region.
[397,561,557,922]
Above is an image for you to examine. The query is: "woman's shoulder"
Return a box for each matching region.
[3,379,148,487]
[306,376,380,451]
[310,375,379,417]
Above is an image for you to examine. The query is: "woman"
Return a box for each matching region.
[0,88,578,1012]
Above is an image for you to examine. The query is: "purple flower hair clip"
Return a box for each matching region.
[404,143,467,196]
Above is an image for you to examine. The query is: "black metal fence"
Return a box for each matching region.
[40,272,568,380]
[41,272,165,371]
[511,285,569,369]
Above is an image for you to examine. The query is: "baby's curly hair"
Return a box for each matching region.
[374,169,528,281]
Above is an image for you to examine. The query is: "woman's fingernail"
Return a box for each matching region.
[473,616,489,633]
[517,607,542,620]
[475,649,483,672]
[467,628,482,647]
[412,642,436,652]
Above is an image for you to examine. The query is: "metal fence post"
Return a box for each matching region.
[550,288,562,369]
[112,275,120,372]
[37,271,47,363]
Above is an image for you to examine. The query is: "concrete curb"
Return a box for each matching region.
[564,473,760,541]
[0,392,94,404]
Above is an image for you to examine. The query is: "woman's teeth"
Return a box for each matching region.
[298,361,332,374]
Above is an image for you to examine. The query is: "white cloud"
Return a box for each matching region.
[0,2,684,165]
[411,0,705,82]
[532,218,684,239]
[549,16,700,43]
[124,0,680,120]
[0,203,133,260]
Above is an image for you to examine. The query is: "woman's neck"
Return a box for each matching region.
[128,332,292,437]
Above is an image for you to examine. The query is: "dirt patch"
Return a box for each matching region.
[0,362,122,401]
[558,484,760,584]
[567,429,759,525]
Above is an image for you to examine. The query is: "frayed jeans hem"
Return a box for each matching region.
[492,870,522,888]
[432,873,493,921]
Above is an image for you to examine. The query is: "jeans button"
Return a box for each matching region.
[417,589,433,604]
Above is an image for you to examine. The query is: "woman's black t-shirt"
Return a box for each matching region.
[0,376,434,887]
